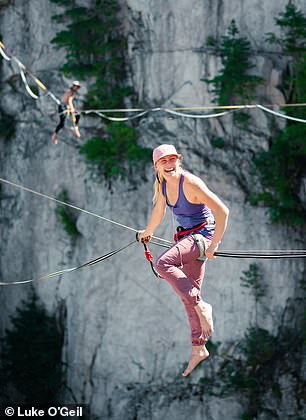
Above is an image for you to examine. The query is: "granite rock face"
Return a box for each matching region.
[0,1,305,419]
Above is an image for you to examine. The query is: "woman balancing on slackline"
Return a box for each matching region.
[138,144,229,376]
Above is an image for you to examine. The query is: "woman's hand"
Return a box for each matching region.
[205,242,219,259]
[138,230,153,244]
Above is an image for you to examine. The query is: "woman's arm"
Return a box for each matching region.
[68,95,75,113]
[185,175,229,258]
[138,190,167,243]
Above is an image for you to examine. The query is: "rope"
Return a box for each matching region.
[142,242,163,278]
[0,177,138,233]
[0,41,61,105]
[83,107,237,121]
[0,176,305,288]
[0,42,11,61]
[1,177,305,258]
[215,250,306,259]
[150,240,306,259]
[0,177,168,243]
[2,40,306,123]
[18,65,39,99]
[256,104,306,124]
[77,103,306,112]
[0,240,136,286]
[162,108,238,119]
[77,103,306,123]
[87,110,149,122]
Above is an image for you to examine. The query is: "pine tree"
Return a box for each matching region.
[0,293,63,403]
[253,3,306,224]
[204,20,263,105]
[51,0,131,109]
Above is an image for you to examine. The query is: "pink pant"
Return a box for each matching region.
[155,235,208,346]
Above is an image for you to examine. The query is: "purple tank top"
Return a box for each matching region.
[162,173,215,239]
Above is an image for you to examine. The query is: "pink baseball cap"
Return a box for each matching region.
[153,144,179,164]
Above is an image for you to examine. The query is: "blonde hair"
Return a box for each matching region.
[152,155,182,205]
[153,170,164,205]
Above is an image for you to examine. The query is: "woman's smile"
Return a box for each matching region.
[164,167,175,174]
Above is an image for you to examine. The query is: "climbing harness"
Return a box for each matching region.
[174,221,208,242]
[58,105,80,135]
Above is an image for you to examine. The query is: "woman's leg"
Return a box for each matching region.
[180,257,213,376]
[155,235,204,305]
[182,263,206,346]
[182,345,209,377]
[155,235,213,375]
[55,113,66,134]
[155,236,213,343]
[54,105,66,134]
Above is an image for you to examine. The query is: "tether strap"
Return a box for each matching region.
[0,240,137,286]
[136,232,163,278]
[142,243,163,278]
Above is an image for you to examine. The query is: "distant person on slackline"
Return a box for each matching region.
[51,81,81,144]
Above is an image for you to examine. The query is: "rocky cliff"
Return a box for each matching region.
[0,1,305,419]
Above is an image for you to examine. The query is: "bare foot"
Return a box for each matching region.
[52,133,58,145]
[74,126,81,138]
[182,345,209,376]
[194,301,214,339]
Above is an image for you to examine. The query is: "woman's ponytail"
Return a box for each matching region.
[153,171,164,205]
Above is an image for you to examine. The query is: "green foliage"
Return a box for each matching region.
[240,264,267,302]
[210,137,225,148]
[0,108,16,140]
[203,20,263,105]
[266,3,306,56]
[252,3,306,225]
[198,322,304,417]
[241,327,278,368]
[252,125,306,224]
[233,110,251,129]
[50,0,150,179]
[206,35,217,47]
[0,293,63,403]
[240,414,253,420]
[205,340,221,356]
[55,190,81,238]
[214,327,284,417]
[50,0,130,109]
[80,123,152,179]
